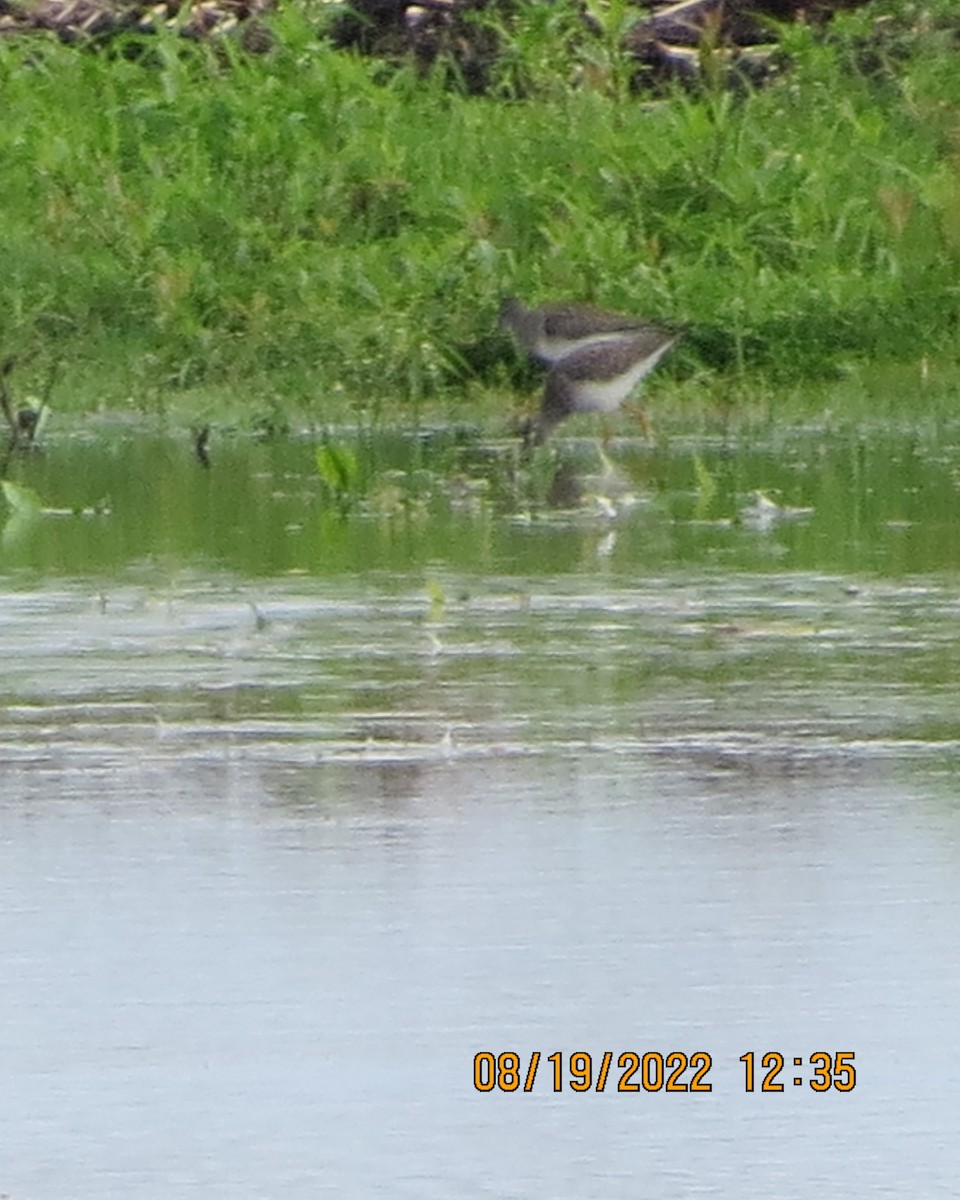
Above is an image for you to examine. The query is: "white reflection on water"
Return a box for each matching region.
[2,575,960,1197]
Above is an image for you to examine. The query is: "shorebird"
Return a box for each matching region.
[521,328,681,446]
[499,296,675,365]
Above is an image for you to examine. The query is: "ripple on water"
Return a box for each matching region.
[3,573,960,796]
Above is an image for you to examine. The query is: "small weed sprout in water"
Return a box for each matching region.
[692,453,717,520]
[1,479,43,516]
[0,478,44,552]
[315,442,361,515]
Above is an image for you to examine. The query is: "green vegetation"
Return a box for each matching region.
[1,1,960,428]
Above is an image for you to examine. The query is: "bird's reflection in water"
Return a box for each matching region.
[545,459,585,509]
[542,447,642,520]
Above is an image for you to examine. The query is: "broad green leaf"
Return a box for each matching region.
[315,444,359,494]
[1,479,44,514]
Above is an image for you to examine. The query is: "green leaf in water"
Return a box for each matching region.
[1,479,44,552]
[315,443,360,496]
[692,454,717,518]
[1,479,44,514]
[425,577,446,622]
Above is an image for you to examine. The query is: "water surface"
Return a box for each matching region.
[2,422,959,1197]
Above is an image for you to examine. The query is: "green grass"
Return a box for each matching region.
[1,0,960,426]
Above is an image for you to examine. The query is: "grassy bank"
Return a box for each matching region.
[1,1,960,427]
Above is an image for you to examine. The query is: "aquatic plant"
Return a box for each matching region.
[315,441,361,512]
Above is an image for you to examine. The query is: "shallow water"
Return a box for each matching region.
[2,422,960,1197]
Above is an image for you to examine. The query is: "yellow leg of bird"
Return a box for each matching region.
[624,402,654,443]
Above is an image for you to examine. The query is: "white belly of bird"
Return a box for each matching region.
[538,330,628,362]
[572,350,668,413]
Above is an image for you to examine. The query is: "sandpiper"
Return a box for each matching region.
[499,296,674,365]
[522,328,681,445]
